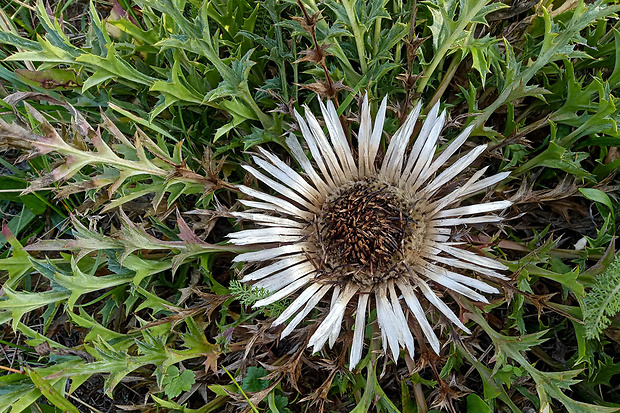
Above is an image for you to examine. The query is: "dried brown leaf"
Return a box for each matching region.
[294,43,333,64]
[510,175,579,204]
[0,118,42,154]
[290,8,323,34]
[298,79,352,99]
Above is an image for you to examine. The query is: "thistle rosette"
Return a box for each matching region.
[228,96,511,368]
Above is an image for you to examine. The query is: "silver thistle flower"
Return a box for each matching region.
[228,95,511,368]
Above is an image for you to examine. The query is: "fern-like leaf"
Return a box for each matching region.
[584,254,620,339]
[230,280,290,318]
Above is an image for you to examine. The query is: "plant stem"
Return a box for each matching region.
[413,382,428,413]
[343,0,368,74]
[394,1,403,65]
[427,51,461,111]
[265,0,289,101]
[292,33,299,103]
[242,88,272,127]
[373,16,382,57]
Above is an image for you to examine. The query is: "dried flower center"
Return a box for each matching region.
[316,180,422,285]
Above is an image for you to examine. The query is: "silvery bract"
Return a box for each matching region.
[228,95,511,368]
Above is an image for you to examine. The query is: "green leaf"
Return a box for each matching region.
[524,264,585,297]
[417,0,508,92]
[76,44,156,90]
[5,36,77,64]
[106,19,159,44]
[269,394,291,413]
[588,353,620,387]
[513,141,592,179]
[476,0,620,128]
[150,55,204,118]
[108,102,174,139]
[242,366,270,392]
[67,309,126,342]
[460,34,501,86]
[14,69,80,91]
[579,188,615,218]
[54,257,134,310]
[0,224,34,287]
[583,254,620,339]
[467,394,492,413]
[468,305,620,413]
[26,368,79,413]
[0,205,37,250]
[81,69,115,91]
[162,366,196,398]
[0,286,70,331]
[0,30,42,51]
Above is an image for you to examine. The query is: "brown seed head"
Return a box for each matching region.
[317,181,414,284]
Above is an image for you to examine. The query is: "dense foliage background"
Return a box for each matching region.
[1,0,620,411]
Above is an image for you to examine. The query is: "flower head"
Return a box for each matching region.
[229,96,511,368]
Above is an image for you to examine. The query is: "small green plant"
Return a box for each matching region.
[162,365,196,398]
[584,254,620,340]
[229,279,290,318]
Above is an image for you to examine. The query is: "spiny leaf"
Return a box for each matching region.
[24,212,233,267]
[467,304,620,413]
[459,34,501,86]
[0,224,34,288]
[54,257,134,310]
[417,0,508,92]
[0,96,222,210]
[0,286,70,331]
[476,0,620,128]
[512,141,592,179]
